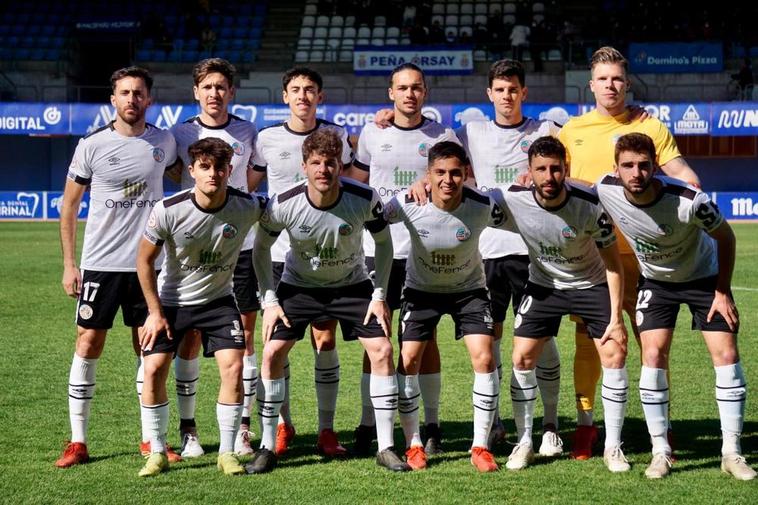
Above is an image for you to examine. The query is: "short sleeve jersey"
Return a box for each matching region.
[143,188,266,306]
[258,178,387,288]
[354,118,459,259]
[596,174,721,282]
[498,181,617,289]
[253,119,354,262]
[557,109,681,184]
[457,118,561,259]
[170,115,258,250]
[385,187,510,293]
[67,122,177,272]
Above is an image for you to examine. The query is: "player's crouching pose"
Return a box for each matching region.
[386,142,504,472]
[597,133,756,480]
[136,138,266,477]
[249,128,408,473]
[497,137,630,473]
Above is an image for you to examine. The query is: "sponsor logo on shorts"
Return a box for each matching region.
[78,304,93,320]
[223,224,238,239]
[635,310,644,327]
[561,225,578,240]
[231,320,244,343]
[339,223,353,236]
[231,141,244,156]
[455,226,471,241]
[152,147,165,162]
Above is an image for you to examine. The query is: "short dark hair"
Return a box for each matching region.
[614,132,657,163]
[192,58,236,86]
[488,59,526,87]
[389,63,426,88]
[428,141,469,167]
[282,67,323,91]
[302,128,342,162]
[187,137,234,169]
[528,136,566,164]
[110,66,153,93]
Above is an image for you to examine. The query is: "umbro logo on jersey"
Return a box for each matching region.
[417,229,430,238]
[298,224,312,233]
[574,139,584,146]
[107,156,121,166]
[279,151,291,160]
[380,143,392,152]
[184,231,194,239]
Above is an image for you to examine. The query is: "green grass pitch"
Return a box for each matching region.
[0,222,755,504]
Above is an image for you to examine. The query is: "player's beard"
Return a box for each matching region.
[117,106,145,126]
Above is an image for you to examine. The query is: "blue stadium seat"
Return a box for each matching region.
[152,50,168,62]
[223,15,234,26]
[248,39,260,49]
[41,25,55,36]
[231,39,244,50]
[254,5,266,17]
[11,25,25,36]
[217,39,231,50]
[30,48,45,60]
[173,38,184,50]
[0,26,9,36]
[43,48,60,60]
[220,26,233,38]
[252,16,264,28]
[136,49,151,61]
[142,38,154,49]
[250,27,262,39]
[185,39,199,50]
[16,48,31,60]
[233,27,247,38]
[37,36,51,48]
[181,49,198,62]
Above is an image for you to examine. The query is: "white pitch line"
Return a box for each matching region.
[733,286,758,292]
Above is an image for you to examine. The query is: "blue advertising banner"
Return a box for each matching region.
[0,103,69,135]
[629,42,723,73]
[353,45,474,75]
[710,103,758,136]
[46,191,90,220]
[0,191,46,218]
[450,103,577,128]
[710,192,758,220]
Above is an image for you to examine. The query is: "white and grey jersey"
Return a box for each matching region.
[143,188,266,306]
[171,114,258,250]
[457,118,561,259]
[67,122,177,272]
[497,181,616,290]
[253,119,354,262]
[354,118,460,259]
[386,187,510,293]
[258,178,386,289]
[596,174,721,282]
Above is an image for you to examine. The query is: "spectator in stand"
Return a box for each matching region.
[201,24,217,53]
[428,20,445,44]
[530,18,548,72]
[732,58,754,101]
[402,3,417,28]
[510,18,530,61]
[410,20,428,45]
[474,23,488,51]
[446,29,457,44]
[487,8,505,58]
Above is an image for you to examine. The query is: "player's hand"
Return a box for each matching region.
[62,265,82,297]
[373,108,395,129]
[516,172,532,186]
[408,177,430,205]
[599,319,628,353]
[139,312,171,352]
[626,104,650,122]
[707,290,739,332]
[365,299,391,338]
[262,304,290,345]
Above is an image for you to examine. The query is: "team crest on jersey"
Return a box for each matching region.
[222,223,238,239]
[152,147,165,162]
[78,304,93,320]
[418,142,429,157]
[657,224,673,236]
[561,225,578,240]
[231,142,244,156]
[520,140,531,153]
[455,226,471,241]
[339,223,353,236]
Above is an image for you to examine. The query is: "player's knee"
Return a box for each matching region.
[641,346,668,368]
[600,347,626,369]
[512,353,536,371]
[470,348,495,372]
[369,339,394,365]
[220,360,243,386]
[711,347,739,366]
[262,343,288,366]
[75,329,105,357]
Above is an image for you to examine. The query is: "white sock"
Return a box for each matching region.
[68,354,97,444]
[278,360,292,425]
[472,371,499,448]
[536,337,560,430]
[141,401,169,454]
[175,357,199,422]
[314,348,339,432]
[715,362,747,455]
[601,366,628,448]
[398,373,422,447]
[136,357,148,442]
[640,366,670,455]
[217,402,242,454]
[242,354,258,421]
[510,368,537,447]
[370,374,399,452]
[418,372,441,426]
[493,338,503,420]
[258,378,285,451]
[360,372,375,426]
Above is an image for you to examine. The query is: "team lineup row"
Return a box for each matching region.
[54,48,754,481]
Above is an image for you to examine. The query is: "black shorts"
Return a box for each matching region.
[635,275,738,333]
[233,249,261,313]
[399,287,495,341]
[365,257,407,311]
[144,296,245,357]
[75,270,148,329]
[272,280,386,341]
[514,282,611,339]
[272,261,284,288]
[484,255,530,322]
